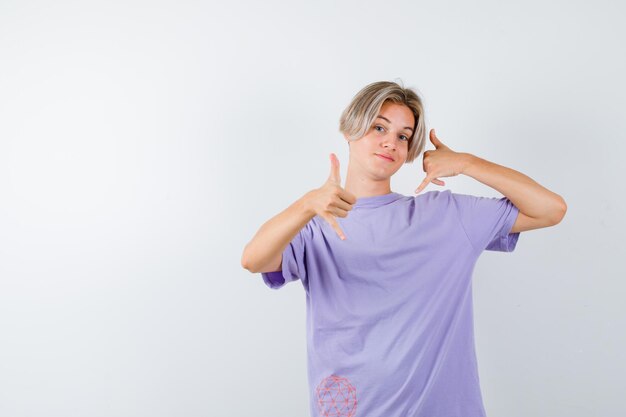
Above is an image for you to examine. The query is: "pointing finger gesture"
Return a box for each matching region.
[305,153,357,240]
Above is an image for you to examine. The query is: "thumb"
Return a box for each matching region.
[430,128,446,148]
[328,153,341,185]
[430,129,438,146]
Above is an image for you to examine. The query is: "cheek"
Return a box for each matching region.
[357,138,377,152]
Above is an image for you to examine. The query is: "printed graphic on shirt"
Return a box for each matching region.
[315,374,358,417]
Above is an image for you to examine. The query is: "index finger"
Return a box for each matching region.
[322,213,347,240]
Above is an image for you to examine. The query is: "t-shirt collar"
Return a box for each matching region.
[353,191,403,208]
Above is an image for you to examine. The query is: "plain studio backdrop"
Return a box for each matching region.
[0,1,624,416]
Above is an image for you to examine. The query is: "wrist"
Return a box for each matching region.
[296,190,317,218]
[460,152,477,175]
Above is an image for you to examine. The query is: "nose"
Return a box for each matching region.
[381,136,397,150]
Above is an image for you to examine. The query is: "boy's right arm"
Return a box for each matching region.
[240,192,316,274]
[240,153,356,274]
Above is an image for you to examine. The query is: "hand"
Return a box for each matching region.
[304,153,357,240]
[414,129,468,194]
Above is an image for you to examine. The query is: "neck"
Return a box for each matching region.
[344,169,392,199]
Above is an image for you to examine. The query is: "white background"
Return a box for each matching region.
[1,1,624,416]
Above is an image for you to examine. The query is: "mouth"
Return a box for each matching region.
[375,153,394,162]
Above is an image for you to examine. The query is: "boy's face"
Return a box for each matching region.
[345,101,414,181]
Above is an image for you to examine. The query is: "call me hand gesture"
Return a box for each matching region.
[414,129,469,195]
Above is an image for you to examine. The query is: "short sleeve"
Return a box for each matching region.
[450,191,521,253]
[260,222,310,290]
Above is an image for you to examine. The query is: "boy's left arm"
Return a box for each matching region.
[460,153,567,232]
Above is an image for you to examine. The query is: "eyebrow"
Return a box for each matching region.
[376,115,414,133]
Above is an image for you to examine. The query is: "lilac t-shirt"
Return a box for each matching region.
[261,189,520,417]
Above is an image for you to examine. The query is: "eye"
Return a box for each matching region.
[374,125,409,142]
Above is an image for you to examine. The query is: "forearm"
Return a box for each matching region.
[460,153,567,222]
[241,191,315,273]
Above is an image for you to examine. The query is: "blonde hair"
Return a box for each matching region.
[339,79,426,164]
